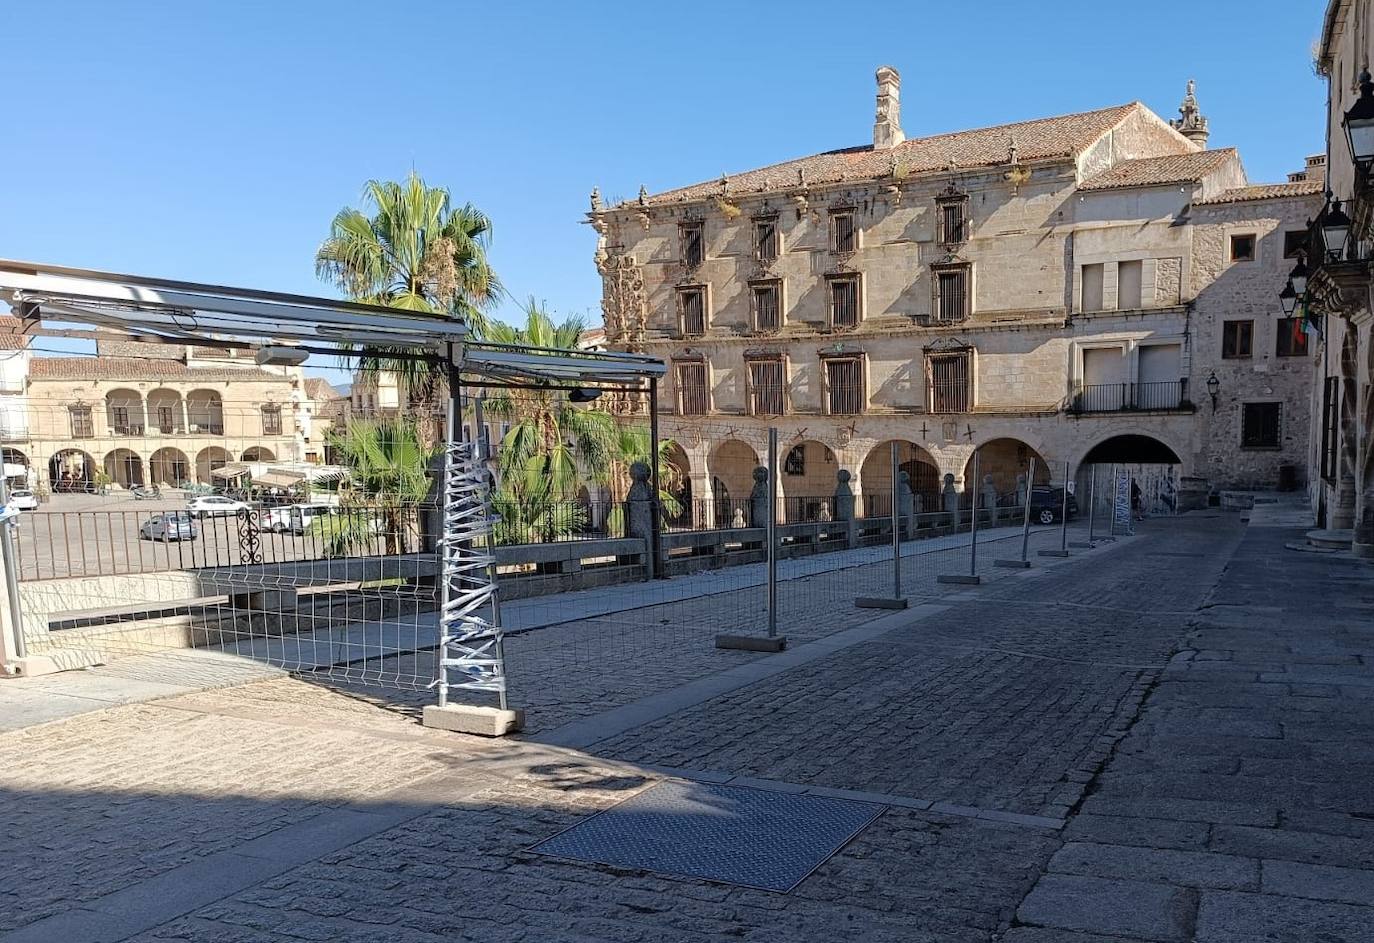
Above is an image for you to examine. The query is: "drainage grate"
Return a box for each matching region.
[530,780,884,892]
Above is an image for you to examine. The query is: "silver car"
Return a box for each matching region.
[139,512,198,542]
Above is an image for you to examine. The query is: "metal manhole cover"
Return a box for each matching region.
[530,780,884,892]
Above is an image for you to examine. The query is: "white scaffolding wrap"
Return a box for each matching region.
[436,439,508,705]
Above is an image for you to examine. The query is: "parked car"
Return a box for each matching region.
[6,489,38,511]
[186,494,251,518]
[260,503,337,535]
[1030,486,1078,525]
[139,511,198,541]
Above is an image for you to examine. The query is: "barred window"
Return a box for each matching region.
[935,268,969,322]
[830,209,856,253]
[261,404,283,436]
[754,216,779,262]
[69,405,93,438]
[678,287,706,336]
[938,201,966,244]
[928,351,971,413]
[1321,376,1339,482]
[825,358,863,415]
[680,221,704,268]
[1241,402,1281,449]
[829,275,860,328]
[751,281,781,332]
[676,362,708,415]
[747,358,785,416]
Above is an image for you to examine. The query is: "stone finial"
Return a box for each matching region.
[637,185,648,206]
[797,167,807,187]
[1170,78,1210,148]
[629,461,651,485]
[873,65,904,149]
[590,186,603,213]
[719,173,730,196]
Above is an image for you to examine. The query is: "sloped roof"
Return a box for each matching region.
[635,103,1144,206]
[303,376,343,401]
[0,317,29,351]
[1192,180,1325,206]
[1077,149,1238,191]
[30,356,284,383]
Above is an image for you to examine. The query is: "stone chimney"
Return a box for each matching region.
[1288,154,1327,183]
[1169,78,1209,148]
[873,66,904,150]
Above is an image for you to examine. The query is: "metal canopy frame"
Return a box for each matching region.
[0,259,667,722]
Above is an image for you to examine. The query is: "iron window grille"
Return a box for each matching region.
[1321,376,1339,483]
[751,280,781,332]
[678,287,707,337]
[680,220,705,269]
[828,275,860,329]
[1222,320,1253,358]
[261,404,283,436]
[746,357,785,416]
[1241,402,1281,449]
[754,216,780,263]
[927,351,971,413]
[933,266,970,322]
[676,361,709,415]
[830,209,856,253]
[824,357,864,415]
[784,444,805,476]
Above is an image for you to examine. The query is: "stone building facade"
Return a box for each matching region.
[590,70,1321,519]
[8,336,334,492]
[1309,0,1374,555]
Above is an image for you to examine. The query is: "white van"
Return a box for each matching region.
[261,503,335,535]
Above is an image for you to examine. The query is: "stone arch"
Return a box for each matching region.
[860,440,940,515]
[49,449,94,492]
[707,439,759,526]
[149,447,191,486]
[662,440,692,527]
[1,447,30,488]
[104,448,144,489]
[778,438,837,522]
[105,388,143,435]
[146,388,185,435]
[195,446,234,484]
[241,446,276,462]
[964,438,1051,507]
[1078,433,1183,518]
[187,389,225,435]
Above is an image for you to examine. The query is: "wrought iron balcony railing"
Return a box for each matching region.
[1068,379,1190,414]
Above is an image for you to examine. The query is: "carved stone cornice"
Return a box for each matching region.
[1308,259,1372,320]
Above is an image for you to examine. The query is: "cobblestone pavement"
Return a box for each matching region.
[3,508,1373,942]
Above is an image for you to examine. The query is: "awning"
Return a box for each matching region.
[252,470,306,489]
[210,463,250,480]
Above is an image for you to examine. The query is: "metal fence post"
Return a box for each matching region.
[1059,460,1070,552]
[767,426,778,638]
[996,457,1035,569]
[1072,463,1096,548]
[0,472,25,669]
[857,440,908,608]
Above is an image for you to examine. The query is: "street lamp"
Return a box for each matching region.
[1321,200,1353,263]
[1206,371,1220,412]
[1344,68,1374,176]
[1279,279,1298,317]
[1288,253,1309,296]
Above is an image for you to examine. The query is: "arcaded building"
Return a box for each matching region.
[590,70,1321,518]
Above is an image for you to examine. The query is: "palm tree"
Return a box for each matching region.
[315,172,501,414]
[311,419,437,557]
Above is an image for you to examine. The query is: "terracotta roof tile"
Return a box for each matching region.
[1192,180,1325,205]
[0,317,30,351]
[636,103,1143,206]
[29,356,283,383]
[1077,149,1238,191]
[304,376,343,401]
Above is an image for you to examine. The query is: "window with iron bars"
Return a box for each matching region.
[829,275,860,329]
[937,199,967,245]
[1321,376,1339,483]
[824,357,864,415]
[69,405,93,438]
[754,216,779,263]
[751,281,781,332]
[678,287,706,336]
[680,220,704,268]
[747,358,785,416]
[676,362,708,415]
[1241,402,1281,449]
[830,209,856,253]
[933,267,969,322]
[927,351,971,413]
[262,404,283,436]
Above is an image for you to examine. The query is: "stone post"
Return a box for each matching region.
[981,474,999,526]
[748,465,769,528]
[626,461,655,579]
[833,469,855,521]
[897,470,914,537]
[1015,472,1028,509]
[941,473,959,527]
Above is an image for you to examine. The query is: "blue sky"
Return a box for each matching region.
[0,1,1328,384]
